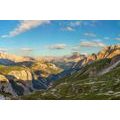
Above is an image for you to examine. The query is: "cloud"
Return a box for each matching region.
[0,48,8,52]
[48,44,67,50]
[69,21,82,27]
[21,48,34,52]
[69,21,98,27]
[83,21,98,27]
[60,21,99,32]
[80,41,106,47]
[2,20,50,37]
[84,32,96,37]
[61,26,75,31]
[114,38,120,41]
[61,21,82,32]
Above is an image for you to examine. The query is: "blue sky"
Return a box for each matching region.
[0,20,120,57]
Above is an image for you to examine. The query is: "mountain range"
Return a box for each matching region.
[0,45,120,100]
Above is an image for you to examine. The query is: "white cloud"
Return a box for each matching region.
[21,48,33,51]
[61,26,74,31]
[80,41,106,47]
[61,21,82,32]
[48,44,67,50]
[0,48,8,53]
[84,32,96,37]
[69,21,98,27]
[114,38,120,41]
[69,21,82,27]
[84,21,98,27]
[60,21,99,32]
[2,20,50,37]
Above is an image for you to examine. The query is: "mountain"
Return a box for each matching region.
[0,52,35,65]
[0,53,62,99]
[45,45,120,83]
[74,45,120,69]
[0,45,120,100]
[36,52,86,70]
[20,45,120,100]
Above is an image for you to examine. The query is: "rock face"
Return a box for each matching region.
[0,74,8,81]
[65,52,86,62]
[0,69,35,97]
[74,45,120,69]
[8,70,34,95]
[97,45,120,59]
[0,74,16,96]
[8,70,33,81]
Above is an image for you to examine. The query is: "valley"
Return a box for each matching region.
[0,45,120,100]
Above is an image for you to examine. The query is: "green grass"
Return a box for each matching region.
[0,65,26,75]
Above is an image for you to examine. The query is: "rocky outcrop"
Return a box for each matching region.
[7,70,34,95]
[8,70,33,81]
[0,74,17,96]
[65,52,86,62]
[74,45,120,69]
[0,74,8,81]
[0,69,35,97]
[97,45,120,59]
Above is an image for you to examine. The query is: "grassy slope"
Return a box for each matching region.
[20,58,120,100]
[0,65,26,75]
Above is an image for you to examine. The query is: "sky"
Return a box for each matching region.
[0,20,120,57]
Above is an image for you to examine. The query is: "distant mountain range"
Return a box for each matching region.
[0,45,120,100]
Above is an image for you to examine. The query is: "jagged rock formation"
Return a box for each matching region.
[0,68,34,97]
[74,45,120,69]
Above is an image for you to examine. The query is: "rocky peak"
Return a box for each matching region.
[97,44,120,59]
[74,45,120,68]
[0,52,34,63]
